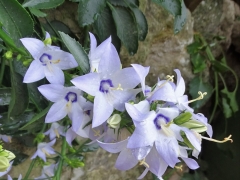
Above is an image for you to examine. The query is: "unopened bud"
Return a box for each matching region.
[23,59,32,66]
[0,156,10,171]
[180,120,207,133]
[16,54,22,61]
[87,94,94,102]
[5,51,13,59]
[44,38,52,45]
[34,133,45,143]
[107,114,121,129]
[173,112,192,125]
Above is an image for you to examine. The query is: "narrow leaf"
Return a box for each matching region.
[109,5,138,54]
[23,0,64,9]
[8,62,29,119]
[0,88,11,105]
[58,31,90,73]
[152,0,181,16]
[29,7,47,17]
[0,0,33,46]
[19,104,51,130]
[78,0,106,27]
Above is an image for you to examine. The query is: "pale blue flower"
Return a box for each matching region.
[71,44,140,127]
[7,174,22,180]
[31,139,56,162]
[21,32,78,84]
[38,84,92,132]
[34,163,56,179]
[44,122,66,140]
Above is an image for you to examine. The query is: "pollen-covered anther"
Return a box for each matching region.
[158,75,174,89]
[201,134,233,143]
[188,91,207,104]
[139,158,150,168]
[175,165,183,171]
[52,59,60,64]
[111,84,123,91]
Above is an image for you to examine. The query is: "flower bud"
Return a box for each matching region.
[34,133,45,143]
[44,38,52,45]
[107,114,121,129]
[16,54,22,61]
[23,59,32,66]
[180,120,207,133]
[0,156,10,172]
[173,112,192,125]
[5,51,13,59]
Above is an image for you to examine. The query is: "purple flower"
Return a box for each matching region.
[71,43,140,127]
[20,32,78,84]
[38,84,92,132]
[31,139,56,162]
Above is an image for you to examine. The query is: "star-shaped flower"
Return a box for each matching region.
[44,122,66,140]
[21,32,78,84]
[71,42,140,127]
[38,84,92,131]
[31,139,56,162]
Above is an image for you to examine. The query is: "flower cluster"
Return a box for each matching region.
[17,32,232,179]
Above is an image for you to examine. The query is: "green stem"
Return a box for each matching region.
[0,58,5,86]
[24,158,36,179]
[55,137,67,180]
[209,72,218,124]
[198,35,215,62]
[0,28,27,55]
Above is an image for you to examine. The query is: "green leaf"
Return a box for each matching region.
[78,0,106,27]
[0,88,11,105]
[173,0,187,34]
[19,104,51,130]
[152,0,181,16]
[221,97,232,118]
[29,7,47,17]
[212,61,229,73]
[108,0,139,7]
[93,6,121,51]
[190,53,206,73]
[109,5,138,54]
[23,0,64,9]
[221,87,239,114]
[0,0,33,46]
[187,41,204,54]
[58,31,90,73]
[124,0,148,41]
[189,76,213,109]
[8,62,29,119]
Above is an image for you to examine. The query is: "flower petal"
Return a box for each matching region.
[115,148,138,170]
[181,157,199,169]
[68,103,84,132]
[155,137,180,168]
[71,73,100,96]
[132,64,150,95]
[111,67,140,89]
[38,84,65,102]
[92,92,114,128]
[174,69,185,97]
[97,139,128,153]
[44,65,64,85]
[45,100,68,123]
[66,128,77,146]
[89,32,97,53]
[98,44,121,74]
[20,38,44,59]
[23,60,45,83]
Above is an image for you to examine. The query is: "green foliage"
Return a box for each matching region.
[0,87,11,105]
[189,76,213,109]
[22,0,64,9]
[28,7,47,17]
[0,0,33,47]
[59,31,90,74]
[152,0,187,34]
[78,0,106,27]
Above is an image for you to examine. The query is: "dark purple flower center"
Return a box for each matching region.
[65,92,77,103]
[99,79,114,93]
[40,53,52,66]
[153,114,170,130]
